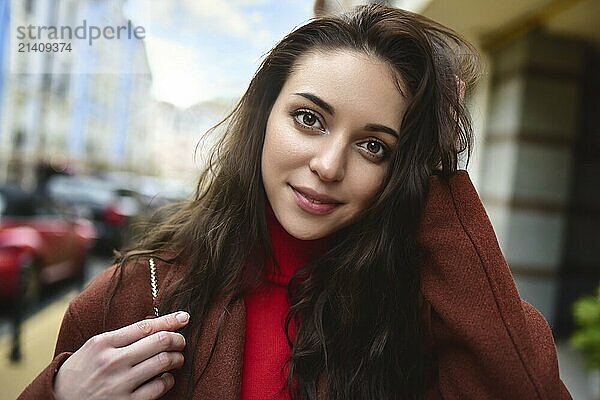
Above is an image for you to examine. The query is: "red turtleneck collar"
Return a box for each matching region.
[265,203,331,285]
[241,205,332,400]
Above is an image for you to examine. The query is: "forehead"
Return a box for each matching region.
[280,49,408,127]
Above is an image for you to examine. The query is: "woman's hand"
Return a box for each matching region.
[53,311,190,400]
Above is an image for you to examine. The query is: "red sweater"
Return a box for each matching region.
[241,207,330,400]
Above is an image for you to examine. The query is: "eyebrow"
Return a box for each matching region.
[365,123,399,139]
[293,92,400,140]
[294,92,335,116]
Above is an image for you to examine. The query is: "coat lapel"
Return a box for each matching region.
[191,293,246,399]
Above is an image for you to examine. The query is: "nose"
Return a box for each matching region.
[309,137,346,182]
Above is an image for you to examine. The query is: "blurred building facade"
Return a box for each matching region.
[420,0,599,340]
[0,0,235,190]
[0,0,154,187]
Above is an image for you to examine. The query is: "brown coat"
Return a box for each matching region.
[18,171,572,399]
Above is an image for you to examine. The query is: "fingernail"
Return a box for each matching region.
[175,311,189,323]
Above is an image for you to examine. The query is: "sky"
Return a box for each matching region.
[124,0,315,108]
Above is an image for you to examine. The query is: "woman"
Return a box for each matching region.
[19,4,570,400]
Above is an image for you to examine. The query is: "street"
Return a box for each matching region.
[0,255,112,399]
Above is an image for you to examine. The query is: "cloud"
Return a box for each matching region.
[144,37,209,108]
[182,0,273,47]
[123,0,311,107]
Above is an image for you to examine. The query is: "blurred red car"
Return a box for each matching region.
[0,184,96,361]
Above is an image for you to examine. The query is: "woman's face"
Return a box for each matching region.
[261,50,408,240]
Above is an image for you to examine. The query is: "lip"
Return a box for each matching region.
[289,184,343,215]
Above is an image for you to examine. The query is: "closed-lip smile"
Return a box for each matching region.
[289,184,343,215]
[289,185,342,204]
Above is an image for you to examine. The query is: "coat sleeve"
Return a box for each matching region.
[418,171,571,400]
[17,261,159,399]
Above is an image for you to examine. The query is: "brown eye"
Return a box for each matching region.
[302,113,317,126]
[366,140,381,154]
[293,110,324,130]
[358,139,387,161]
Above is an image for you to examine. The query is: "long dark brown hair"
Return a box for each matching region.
[114,4,478,399]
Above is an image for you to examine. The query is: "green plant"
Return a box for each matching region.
[571,284,600,369]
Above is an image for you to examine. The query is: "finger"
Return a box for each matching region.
[105,311,190,347]
[124,331,186,366]
[131,372,175,400]
[128,351,184,389]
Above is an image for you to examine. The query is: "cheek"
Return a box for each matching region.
[348,166,386,207]
[263,120,309,171]
[265,135,294,165]
[263,119,296,187]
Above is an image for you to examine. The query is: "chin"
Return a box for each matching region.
[281,217,331,241]
[287,225,328,241]
[293,231,327,241]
